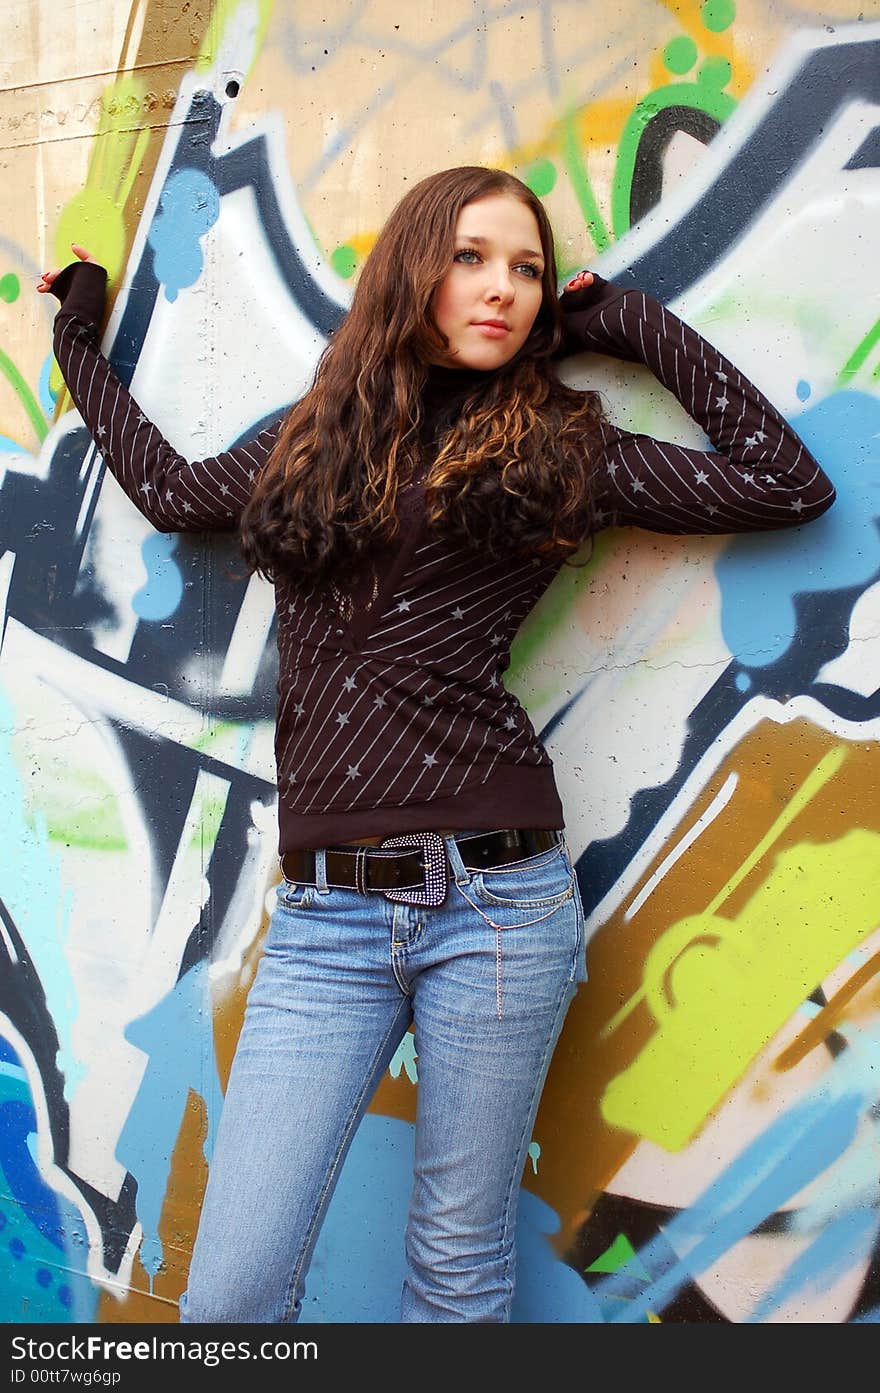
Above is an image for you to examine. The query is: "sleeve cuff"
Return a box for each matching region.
[51,260,108,326]
[558,272,626,314]
[556,273,630,358]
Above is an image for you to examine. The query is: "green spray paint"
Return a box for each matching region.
[838,317,880,386]
[561,108,611,254]
[701,0,737,33]
[0,348,48,443]
[522,158,557,198]
[586,1232,651,1279]
[331,244,358,279]
[664,37,698,75]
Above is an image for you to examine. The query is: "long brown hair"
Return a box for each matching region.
[238,166,605,584]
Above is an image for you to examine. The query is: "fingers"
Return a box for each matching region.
[563,269,594,292]
[35,242,97,293]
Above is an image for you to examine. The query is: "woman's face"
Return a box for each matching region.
[429,193,546,371]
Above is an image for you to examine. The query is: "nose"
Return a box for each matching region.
[484,261,515,305]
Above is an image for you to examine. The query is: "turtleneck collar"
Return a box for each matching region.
[420,361,495,440]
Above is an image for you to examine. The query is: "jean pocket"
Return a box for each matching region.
[469,843,574,911]
[276,880,316,911]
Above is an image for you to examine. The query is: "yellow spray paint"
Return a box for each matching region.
[600,747,880,1148]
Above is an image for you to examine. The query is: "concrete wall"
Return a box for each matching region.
[1,0,878,1323]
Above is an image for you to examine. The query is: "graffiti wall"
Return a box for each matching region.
[1,0,878,1323]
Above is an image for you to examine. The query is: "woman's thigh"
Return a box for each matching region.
[181,882,412,1323]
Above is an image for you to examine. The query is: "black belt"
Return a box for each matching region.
[279,828,562,908]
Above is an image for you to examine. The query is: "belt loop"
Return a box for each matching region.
[444,834,470,887]
[354,846,368,896]
[315,848,330,894]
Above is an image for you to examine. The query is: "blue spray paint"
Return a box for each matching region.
[0,1044,96,1323]
[40,353,56,415]
[115,961,221,1285]
[595,1084,864,1322]
[147,170,220,303]
[747,1205,880,1322]
[388,1031,418,1084]
[132,533,184,622]
[0,690,79,1097]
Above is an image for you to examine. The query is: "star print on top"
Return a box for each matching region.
[49,262,834,853]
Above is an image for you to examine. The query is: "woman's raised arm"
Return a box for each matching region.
[559,273,836,535]
[40,252,280,534]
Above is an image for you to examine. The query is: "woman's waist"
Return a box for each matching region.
[276,765,565,853]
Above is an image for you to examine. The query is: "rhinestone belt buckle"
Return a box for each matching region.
[379,831,449,907]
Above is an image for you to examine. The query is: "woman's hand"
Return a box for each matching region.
[562,269,594,294]
[36,243,99,294]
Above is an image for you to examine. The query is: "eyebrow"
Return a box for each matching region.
[455,234,545,261]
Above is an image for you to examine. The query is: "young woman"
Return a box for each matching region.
[37,165,835,1323]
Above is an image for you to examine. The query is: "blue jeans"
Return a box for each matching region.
[179,833,586,1323]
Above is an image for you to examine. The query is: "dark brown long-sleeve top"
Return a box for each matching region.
[50,261,835,853]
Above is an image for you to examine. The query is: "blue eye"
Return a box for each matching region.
[454,249,542,278]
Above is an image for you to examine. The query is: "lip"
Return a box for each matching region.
[472,319,511,338]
